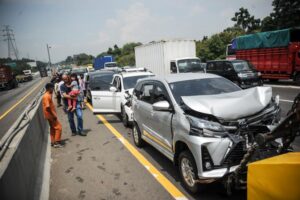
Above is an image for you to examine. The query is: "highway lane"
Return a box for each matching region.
[0,75,49,140]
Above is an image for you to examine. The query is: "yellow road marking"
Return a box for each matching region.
[85,103,188,200]
[0,79,46,120]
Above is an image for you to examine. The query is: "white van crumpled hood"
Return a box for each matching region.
[181,87,272,120]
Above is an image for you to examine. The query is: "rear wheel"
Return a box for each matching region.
[132,122,144,148]
[121,106,129,127]
[178,150,200,194]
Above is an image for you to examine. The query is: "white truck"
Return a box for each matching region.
[134,39,203,76]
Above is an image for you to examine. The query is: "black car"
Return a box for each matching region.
[206,60,263,89]
[85,70,116,104]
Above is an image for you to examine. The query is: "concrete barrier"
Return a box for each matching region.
[0,91,50,200]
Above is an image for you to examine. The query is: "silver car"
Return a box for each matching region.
[131,73,280,193]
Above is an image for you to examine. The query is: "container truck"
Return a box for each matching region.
[39,66,48,77]
[134,39,203,76]
[226,28,300,84]
[0,65,18,90]
[93,55,117,70]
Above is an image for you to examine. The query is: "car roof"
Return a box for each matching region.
[139,73,221,83]
[89,70,115,76]
[118,71,153,78]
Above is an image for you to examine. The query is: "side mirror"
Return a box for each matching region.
[152,101,171,111]
[109,86,117,92]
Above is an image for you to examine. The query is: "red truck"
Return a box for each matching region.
[0,65,18,90]
[226,28,300,84]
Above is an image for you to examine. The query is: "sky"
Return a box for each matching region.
[0,0,273,63]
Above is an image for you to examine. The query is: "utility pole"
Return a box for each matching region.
[2,25,19,60]
[46,44,52,68]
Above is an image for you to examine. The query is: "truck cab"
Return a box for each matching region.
[0,65,18,90]
[170,57,204,74]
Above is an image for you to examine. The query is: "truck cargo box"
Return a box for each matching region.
[135,39,199,76]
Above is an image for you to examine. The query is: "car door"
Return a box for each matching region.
[92,75,121,113]
[147,82,173,154]
[223,62,237,82]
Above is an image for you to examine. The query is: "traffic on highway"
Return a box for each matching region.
[0,1,300,200]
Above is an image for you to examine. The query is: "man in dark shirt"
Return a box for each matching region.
[60,74,86,136]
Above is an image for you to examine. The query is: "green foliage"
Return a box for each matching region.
[261,0,300,31]
[97,42,142,66]
[196,27,245,62]
[231,7,261,33]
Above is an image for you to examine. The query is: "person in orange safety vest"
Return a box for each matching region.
[42,83,63,148]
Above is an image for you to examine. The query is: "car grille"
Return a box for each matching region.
[221,142,246,166]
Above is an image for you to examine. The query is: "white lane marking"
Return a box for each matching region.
[153,174,159,178]
[175,198,189,200]
[280,99,294,103]
[265,84,300,89]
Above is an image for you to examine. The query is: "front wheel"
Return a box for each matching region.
[178,150,200,194]
[132,122,144,148]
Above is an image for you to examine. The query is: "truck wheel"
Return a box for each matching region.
[132,122,144,148]
[178,150,200,194]
[269,79,278,83]
[121,106,129,127]
[295,74,300,85]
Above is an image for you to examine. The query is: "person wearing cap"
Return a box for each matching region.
[42,83,63,148]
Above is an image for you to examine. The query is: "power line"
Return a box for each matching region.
[2,25,19,60]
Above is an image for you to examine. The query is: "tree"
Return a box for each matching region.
[268,0,300,30]
[65,56,73,64]
[196,27,245,61]
[107,47,113,55]
[231,7,261,33]
[113,44,121,56]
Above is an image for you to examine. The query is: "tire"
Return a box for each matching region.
[269,79,278,82]
[132,122,144,148]
[178,150,200,194]
[121,106,129,127]
[294,73,300,86]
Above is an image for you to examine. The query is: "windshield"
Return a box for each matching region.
[72,69,86,74]
[123,75,150,90]
[169,78,241,104]
[105,63,117,68]
[177,59,203,73]
[90,74,114,90]
[232,61,253,72]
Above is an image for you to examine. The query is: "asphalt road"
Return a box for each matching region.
[51,83,299,200]
[0,74,49,140]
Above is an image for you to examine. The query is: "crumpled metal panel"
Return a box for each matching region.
[181,86,272,120]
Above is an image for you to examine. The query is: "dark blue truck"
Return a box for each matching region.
[93,55,117,70]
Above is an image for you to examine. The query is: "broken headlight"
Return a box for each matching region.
[187,115,226,137]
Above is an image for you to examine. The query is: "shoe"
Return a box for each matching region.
[67,106,72,111]
[78,132,87,136]
[53,143,64,148]
[72,132,77,136]
[57,104,62,107]
[71,107,76,112]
